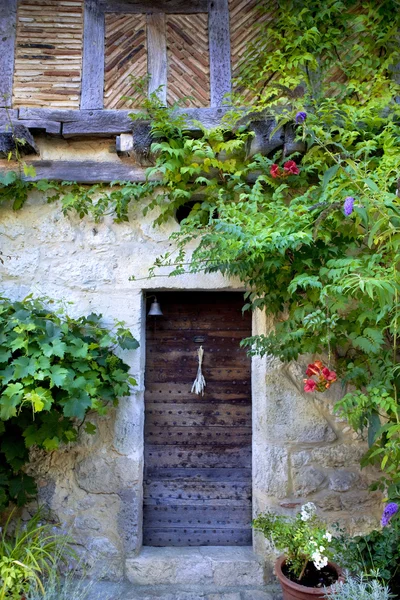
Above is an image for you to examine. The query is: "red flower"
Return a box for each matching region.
[306,363,319,376]
[270,164,281,178]
[304,378,317,393]
[322,367,337,382]
[283,160,300,175]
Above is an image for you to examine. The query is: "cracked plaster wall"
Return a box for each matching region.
[0,140,382,580]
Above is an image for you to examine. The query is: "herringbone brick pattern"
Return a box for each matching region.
[166,14,210,108]
[104,14,147,109]
[13,0,83,108]
[229,0,275,101]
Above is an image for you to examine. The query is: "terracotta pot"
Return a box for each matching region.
[275,556,344,600]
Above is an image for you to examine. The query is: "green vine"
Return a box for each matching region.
[0,296,138,509]
[1,0,400,498]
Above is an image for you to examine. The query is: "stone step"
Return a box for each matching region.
[126,546,266,587]
[81,581,282,600]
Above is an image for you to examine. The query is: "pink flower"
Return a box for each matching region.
[283,160,300,175]
[304,378,317,393]
[322,367,337,382]
[306,363,321,377]
[270,164,281,178]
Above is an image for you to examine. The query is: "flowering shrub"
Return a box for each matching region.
[325,576,391,600]
[381,502,398,527]
[270,160,300,178]
[303,360,337,393]
[253,503,333,580]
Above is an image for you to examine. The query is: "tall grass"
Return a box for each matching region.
[0,510,75,600]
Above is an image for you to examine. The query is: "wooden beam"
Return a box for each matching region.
[0,0,18,107]
[104,0,208,13]
[81,0,105,110]
[16,107,231,136]
[208,0,232,107]
[147,13,167,105]
[0,160,154,184]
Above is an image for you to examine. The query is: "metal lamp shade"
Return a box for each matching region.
[148,298,163,316]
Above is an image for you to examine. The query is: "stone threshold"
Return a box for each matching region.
[126,546,266,587]
[80,580,282,600]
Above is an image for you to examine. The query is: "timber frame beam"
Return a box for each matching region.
[80,0,231,109]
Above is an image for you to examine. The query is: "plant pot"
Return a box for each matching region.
[275,556,344,600]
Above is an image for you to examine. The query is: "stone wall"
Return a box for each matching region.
[0,138,382,580]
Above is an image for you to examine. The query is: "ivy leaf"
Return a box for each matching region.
[24,387,53,413]
[43,437,60,451]
[49,365,70,388]
[62,391,92,420]
[12,356,37,380]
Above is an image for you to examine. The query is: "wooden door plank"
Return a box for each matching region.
[145,425,251,446]
[146,403,251,427]
[145,467,251,481]
[143,527,252,546]
[145,445,251,469]
[143,505,252,528]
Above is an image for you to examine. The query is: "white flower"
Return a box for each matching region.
[311,550,328,570]
[324,531,332,542]
[319,545,325,552]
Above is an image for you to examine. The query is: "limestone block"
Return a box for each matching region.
[307,444,367,468]
[118,488,140,554]
[329,470,359,492]
[262,370,337,444]
[315,492,341,512]
[241,592,274,600]
[253,445,289,499]
[1,247,40,278]
[75,454,140,493]
[293,466,327,497]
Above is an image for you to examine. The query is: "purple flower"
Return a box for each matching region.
[343,196,355,216]
[295,111,307,123]
[381,502,398,527]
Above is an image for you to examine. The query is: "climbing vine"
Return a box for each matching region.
[1,0,400,497]
[0,296,138,509]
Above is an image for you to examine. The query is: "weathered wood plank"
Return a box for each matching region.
[143,504,252,528]
[208,0,232,106]
[144,480,251,501]
[0,124,38,157]
[147,13,167,105]
[0,0,18,107]
[0,109,18,122]
[145,445,251,468]
[143,527,252,546]
[145,425,251,446]
[81,0,105,109]
[17,120,62,135]
[0,160,151,183]
[145,381,250,401]
[104,0,208,13]
[146,403,251,428]
[17,107,231,136]
[145,467,251,481]
[146,368,250,384]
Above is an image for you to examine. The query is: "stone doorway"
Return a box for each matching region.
[143,291,252,547]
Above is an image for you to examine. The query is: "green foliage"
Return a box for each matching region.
[332,519,400,588]
[1,1,400,495]
[325,576,391,600]
[253,502,333,580]
[0,296,138,509]
[0,510,75,600]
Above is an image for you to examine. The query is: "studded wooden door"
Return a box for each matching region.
[143,292,252,547]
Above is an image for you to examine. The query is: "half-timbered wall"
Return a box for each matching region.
[13,0,84,108]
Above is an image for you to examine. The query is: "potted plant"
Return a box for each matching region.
[253,502,343,600]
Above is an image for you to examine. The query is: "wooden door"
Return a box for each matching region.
[143,292,252,546]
